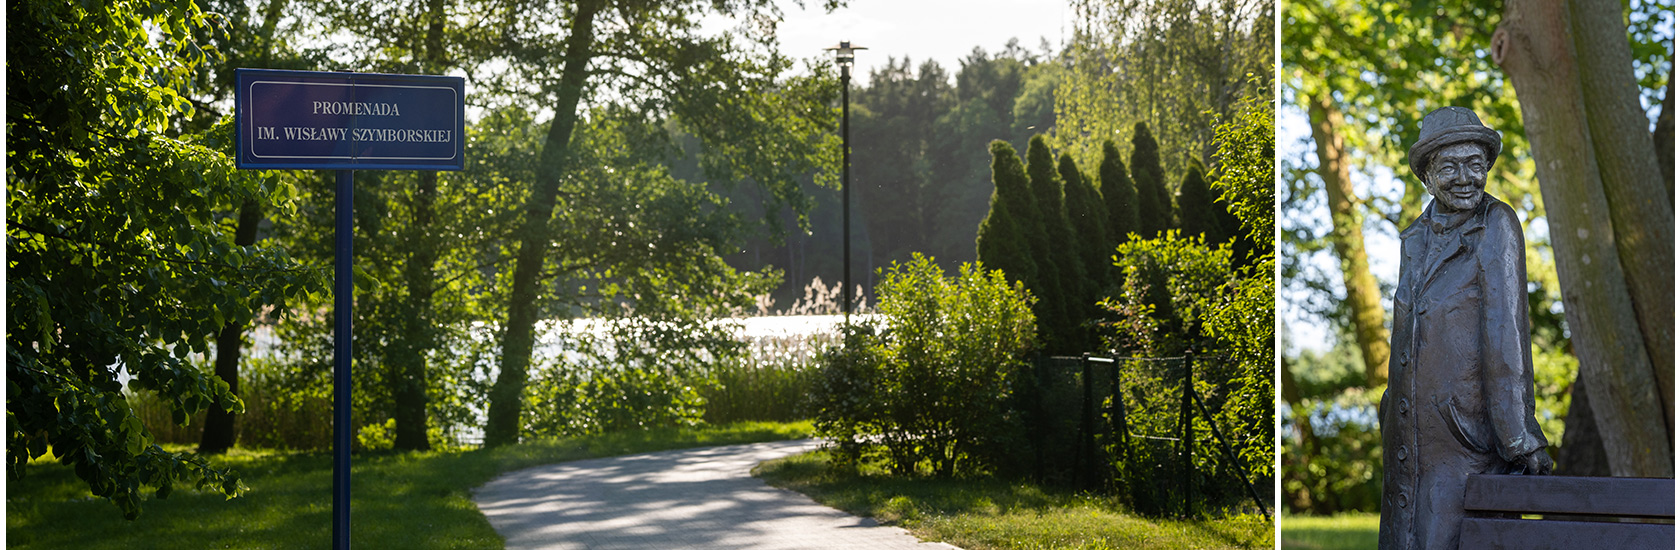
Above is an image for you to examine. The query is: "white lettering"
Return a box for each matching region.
[310,101,403,116]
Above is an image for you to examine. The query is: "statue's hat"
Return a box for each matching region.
[1408,106,1502,180]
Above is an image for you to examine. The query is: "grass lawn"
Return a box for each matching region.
[1279,512,1378,550]
[752,449,1273,550]
[7,421,813,549]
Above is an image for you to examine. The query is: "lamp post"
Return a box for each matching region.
[827,41,864,320]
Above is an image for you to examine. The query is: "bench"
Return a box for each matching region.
[1460,474,1674,549]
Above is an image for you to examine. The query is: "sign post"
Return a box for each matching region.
[235,69,464,549]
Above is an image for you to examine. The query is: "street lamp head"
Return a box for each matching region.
[825,41,866,67]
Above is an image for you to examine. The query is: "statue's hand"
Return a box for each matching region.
[1520,449,1554,475]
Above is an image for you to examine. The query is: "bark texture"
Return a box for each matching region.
[1493,0,1673,477]
[483,0,602,447]
[1568,0,1674,427]
[1308,94,1391,386]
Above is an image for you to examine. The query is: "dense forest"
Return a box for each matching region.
[711,42,1057,308]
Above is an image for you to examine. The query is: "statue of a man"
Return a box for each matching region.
[1379,106,1554,550]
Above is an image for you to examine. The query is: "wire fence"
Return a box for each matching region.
[1023,353,1270,519]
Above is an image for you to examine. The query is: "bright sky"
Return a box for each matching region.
[754,0,1075,79]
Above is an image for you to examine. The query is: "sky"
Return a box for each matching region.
[719,0,1074,80]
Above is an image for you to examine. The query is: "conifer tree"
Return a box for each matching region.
[977,140,1041,296]
[1130,122,1173,238]
[1060,152,1108,351]
[1176,158,1223,245]
[1024,135,1077,350]
[1060,152,1108,301]
[1099,139,1140,251]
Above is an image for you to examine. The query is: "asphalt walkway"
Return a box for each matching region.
[472,439,961,550]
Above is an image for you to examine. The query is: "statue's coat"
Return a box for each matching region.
[1378,192,1549,550]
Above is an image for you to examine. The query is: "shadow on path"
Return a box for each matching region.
[472,439,960,550]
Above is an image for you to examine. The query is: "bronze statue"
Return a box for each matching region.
[1379,106,1553,550]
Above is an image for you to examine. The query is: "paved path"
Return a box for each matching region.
[472,439,960,550]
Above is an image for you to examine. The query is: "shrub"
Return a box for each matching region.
[812,254,1036,477]
[523,358,706,439]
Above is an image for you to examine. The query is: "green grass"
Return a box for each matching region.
[752,449,1273,550]
[7,420,813,549]
[1279,512,1378,550]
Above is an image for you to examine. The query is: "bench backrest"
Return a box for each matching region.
[1459,474,1674,550]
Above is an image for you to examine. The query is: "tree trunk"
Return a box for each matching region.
[392,169,438,451]
[198,0,287,454]
[1569,0,1674,428]
[1307,94,1391,386]
[483,0,602,447]
[1493,0,1672,477]
[199,200,263,454]
[390,0,451,453]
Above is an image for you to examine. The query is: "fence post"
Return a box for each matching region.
[1079,353,1095,491]
[1110,353,1126,492]
[1029,354,1045,483]
[1180,353,1194,518]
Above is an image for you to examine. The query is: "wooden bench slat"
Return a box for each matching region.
[1463,474,1675,518]
[1460,517,1674,550]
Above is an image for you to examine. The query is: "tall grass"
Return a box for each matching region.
[130,309,838,451]
[699,331,833,423]
[128,356,334,450]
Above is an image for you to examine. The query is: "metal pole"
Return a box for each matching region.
[1180,354,1193,518]
[334,169,354,549]
[1079,353,1094,490]
[841,64,852,320]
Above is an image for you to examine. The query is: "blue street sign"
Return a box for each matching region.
[233,69,464,550]
[235,69,464,170]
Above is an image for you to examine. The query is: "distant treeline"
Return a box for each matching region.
[699,43,1061,309]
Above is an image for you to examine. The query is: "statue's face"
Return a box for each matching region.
[1424,142,1489,212]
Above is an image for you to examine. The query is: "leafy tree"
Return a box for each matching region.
[480,0,841,446]
[1056,0,1272,184]
[854,58,957,272]
[299,0,493,452]
[928,47,1055,270]
[1206,91,1276,482]
[1175,159,1224,246]
[183,0,311,455]
[7,0,318,517]
[811,255,1036,477]
[1130,123,1174,238]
